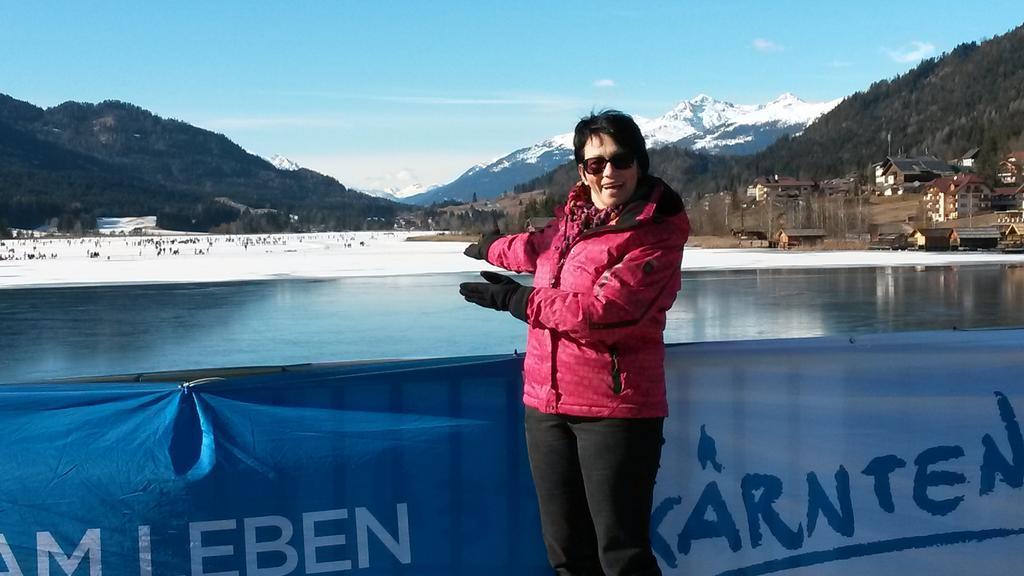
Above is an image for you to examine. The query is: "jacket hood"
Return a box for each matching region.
[604,175,686,231]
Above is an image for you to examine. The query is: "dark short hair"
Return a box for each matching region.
[573,110,649,177]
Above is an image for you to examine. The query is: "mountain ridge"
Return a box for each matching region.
[357,182,440,203]
[405,93,839,205]
[0,94,401,232]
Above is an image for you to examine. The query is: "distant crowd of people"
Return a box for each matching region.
[0,232,395,263]
[0,244,59,261]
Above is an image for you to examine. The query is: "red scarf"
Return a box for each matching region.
[558,182,624,261]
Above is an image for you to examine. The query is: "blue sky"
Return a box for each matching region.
[2,2,1020,190]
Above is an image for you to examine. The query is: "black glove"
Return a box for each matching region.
[459,271,532,322]
[463,217,502,260]
[463,233,501,260]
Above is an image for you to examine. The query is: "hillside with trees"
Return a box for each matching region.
[699,24,1024,191]
[0,95,402,232]
[511,23,1024,236]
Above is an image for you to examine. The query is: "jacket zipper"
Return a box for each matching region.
[610,347,622,395]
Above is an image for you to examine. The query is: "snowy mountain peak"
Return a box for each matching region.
[749,93,840,126]
[642,95,747,146]
[357,182,440,203]
[689,93,717,105]
[404,92,841,205]
[666,96,724,116]
[392,182,440,199]
[269,154,300,171]
[510,132,574,167]
[771,92,803,103]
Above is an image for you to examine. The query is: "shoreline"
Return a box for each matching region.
[4,231,1024,290]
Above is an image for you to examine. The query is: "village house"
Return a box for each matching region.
[991,185,1024,212]
[922,178,956,222]
[776,228,826,250]
[819,176,859,196]
[921,174,993,223]
[874,156,957,194]
[746,175,817,202]
[953,175,992,218]
[953,147,981,172]
[997,151,1024,186]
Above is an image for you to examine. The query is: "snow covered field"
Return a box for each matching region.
[3,230,1024,289]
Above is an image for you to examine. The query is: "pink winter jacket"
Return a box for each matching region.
[486,176,689,418]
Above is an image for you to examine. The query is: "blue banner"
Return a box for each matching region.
[3,329,1024,575]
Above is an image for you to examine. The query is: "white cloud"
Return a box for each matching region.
[392,169,418,183]
[204,116,349,131]
[883,41,937,63]
[594,79,616,88]
[365,168,422,192]
[752,38,783,52]
[828,59,853,68]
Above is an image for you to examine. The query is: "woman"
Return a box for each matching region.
[460,110,689,576]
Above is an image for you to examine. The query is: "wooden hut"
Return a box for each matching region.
[955,227,1000,251]
[777,228,826,250]
[915,228,959,251]
[870,223,915,249]
[999,224,1024,252]
[870,233,913,250]
[731,228,768,241]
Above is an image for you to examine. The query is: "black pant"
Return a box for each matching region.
[525,406,665,576]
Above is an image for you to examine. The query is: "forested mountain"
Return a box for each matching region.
[0,95,401,232]
[522,23,1024,207]
[661,23,1024,199]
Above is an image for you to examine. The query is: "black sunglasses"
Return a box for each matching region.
[581,152,635,175]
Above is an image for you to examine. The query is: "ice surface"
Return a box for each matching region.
[3,231,1024,289]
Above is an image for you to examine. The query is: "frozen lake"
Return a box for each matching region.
[4,264,1024,383]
